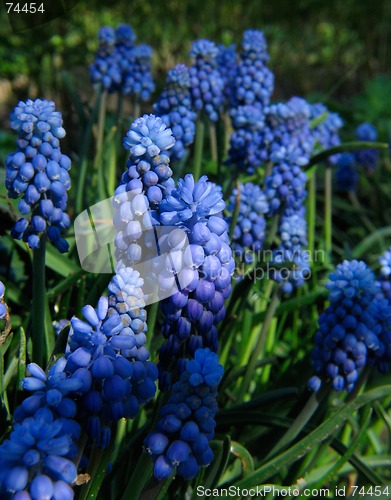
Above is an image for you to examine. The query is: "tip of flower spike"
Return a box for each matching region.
[123,114,175,159]
[167,64,190,87]
[115,23,136,46]
[98,26,116,46]
[242,29,269,60]
[326,260,377,303]
[190,39,219,60]
[355,122,378,142]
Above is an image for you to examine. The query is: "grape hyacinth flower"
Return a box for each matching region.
[228,104,267,173]
[157,174,234,390]
[113,115,175,269]
[0,280,6,319]
[189,39,225,122]
[377,248,391,301]
[310,103,343,164]
[227,182,269,264]
[123,44,155,101]
[154,64,196,161]
[144,348,224,480]
[354,122,378,171]
[336,153,358,192]
[264,162,308,216]
[217,44,237,106]
[270,211,310,295]
[230,29,274,109]
[89,26,122,92]
[0,407,78,498]
[66,267,157,447]
[265,97,314,166]
[308,260,384,392]
[16,359,88,423]
[6,99,71,252]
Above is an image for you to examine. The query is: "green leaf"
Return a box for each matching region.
[352,226,391,259]
[230,441,254,477]
[203,436,232,490]
[234,385,391,488]
[307,141,389,168]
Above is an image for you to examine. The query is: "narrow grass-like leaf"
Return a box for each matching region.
[203,436,232,490]
[234,385,391,488]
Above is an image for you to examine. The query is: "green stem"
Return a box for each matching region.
[95,90,108,201]
[239,287,280,401]
[121,452,153,500]
[133,99,140,121]
[324,167,332,257]
[308,171,316,259]
[194,116,205,181]
[32,236,46,366]
[209,122,218,165]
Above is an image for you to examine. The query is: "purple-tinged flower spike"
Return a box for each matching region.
[123,44,155,101]
[217,44,237,106]
[376,248,391,301]
[336,153,358,192]
[17,358,89,422]
[354,122,378,172]
[264,162,308,216]
[230,29,274,109]
[157,174,234,390]
[228,104,267,173]
[144,348,223,480]
[270,209,310,295]
[308,260,384,392]
[189,39,225,122]
[227,182,269,264]
[154,64,196,161]
[6,99,71,252]
[65,267,157,447]
[265,97,314,166]
[114,114,176,269]
[89,26,122,92]
[0,407,78,498]
[0,280,7,319]
[310,103,343,164]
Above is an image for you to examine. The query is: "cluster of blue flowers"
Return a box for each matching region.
[216,44,237,105]
[89,26,123,91]
[156,174,234,390]
[377,248,391,300]
[0,407,78,499]
[65,268,157,447]
[228,104,267,173]
[0,266,157,496]
[264,162,308,216]
[230,29,274,109]
[90,23,154,100]
[336,153,358,192]
[123,44,155,101]
[6,99,71,252]
[0,280,6,319]
[228,182,269,264]
[113,115,176,269]
[144,348,224,480]
[308,260,391,392]
[265,97,314,166]
[270,211,310,295]
[154,64,196,161]
[310,103,343,164]
[354,122,378,171]
[189,39,225,122]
